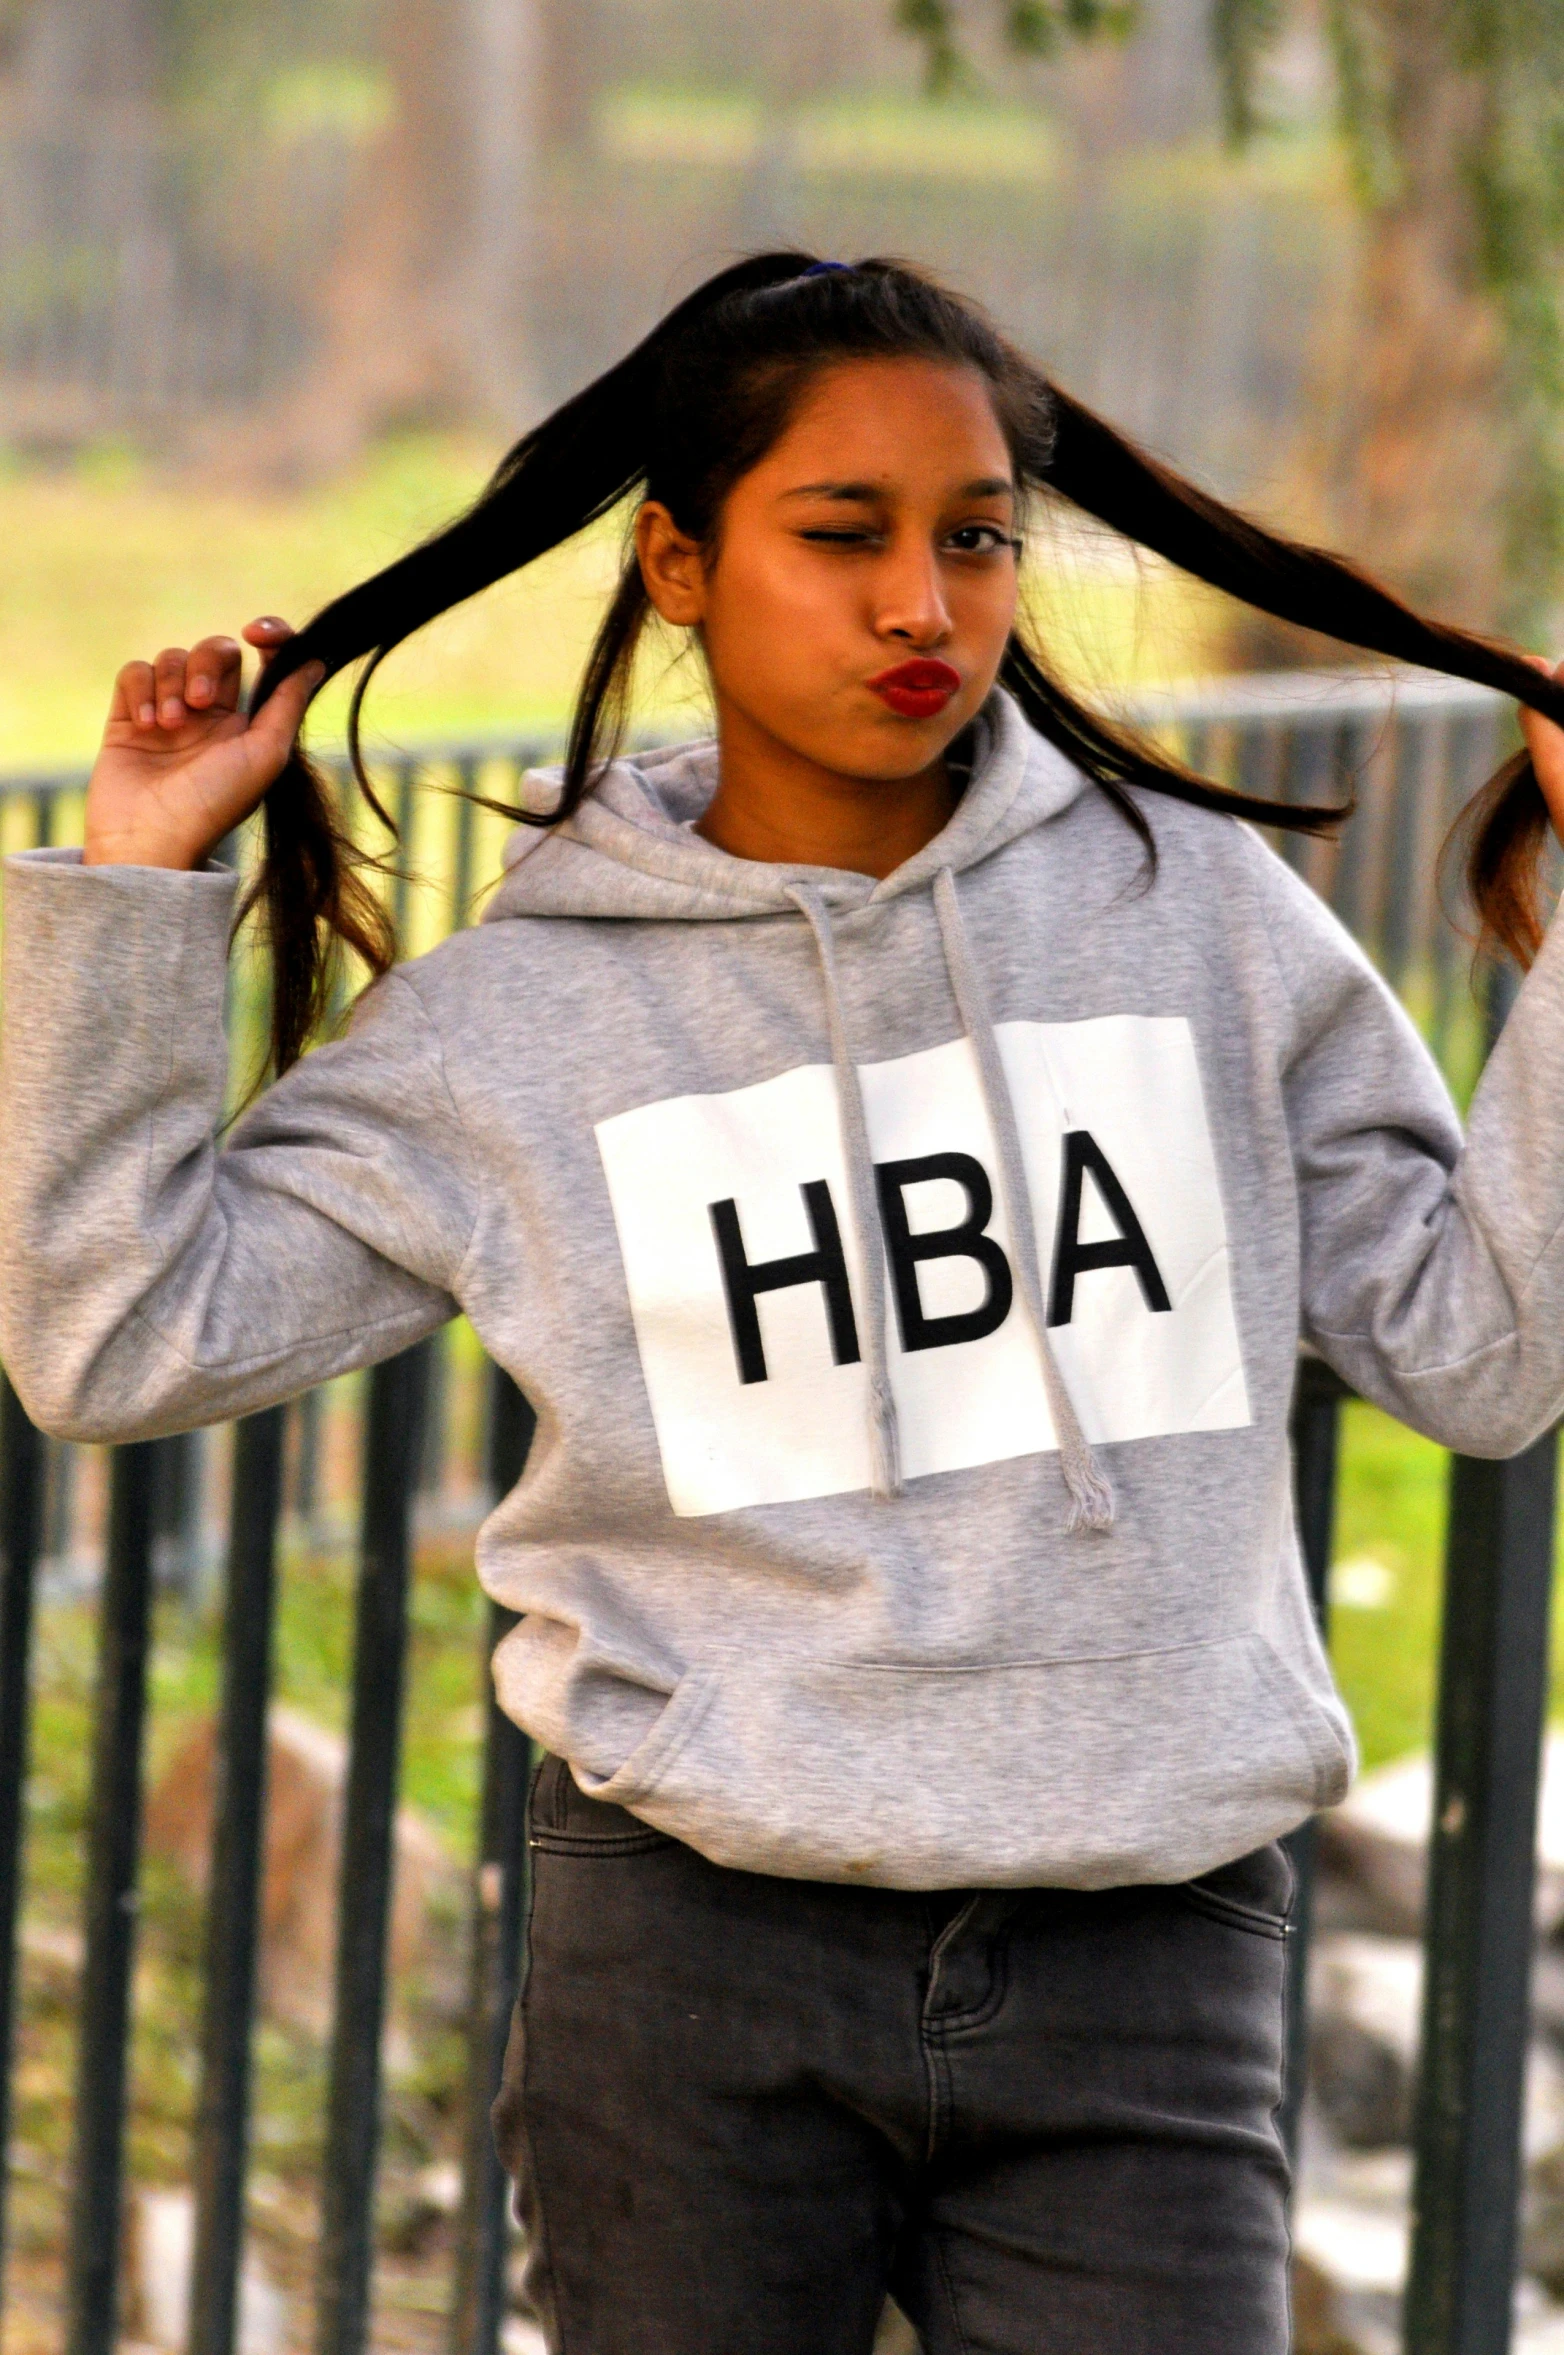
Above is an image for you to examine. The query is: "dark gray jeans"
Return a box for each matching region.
[493,1753,1294,2354]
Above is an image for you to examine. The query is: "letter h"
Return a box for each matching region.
[709,1183,862,1385]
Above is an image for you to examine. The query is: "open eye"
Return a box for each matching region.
[943,522,1018,557]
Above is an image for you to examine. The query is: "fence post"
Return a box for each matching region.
[316,1343,430,2355]
[450,1369,536,2355]
[188,1407,286,2355]
[1280,1354,1347,2159]
[67,1439,160,2355]
[0,1373,46,2292]
[1403,1431,1559,2355]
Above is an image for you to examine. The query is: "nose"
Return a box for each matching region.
[875,533,953,649]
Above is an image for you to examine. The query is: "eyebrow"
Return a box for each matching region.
[781,475,1016,502]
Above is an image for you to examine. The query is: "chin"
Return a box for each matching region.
[816,716,965,781]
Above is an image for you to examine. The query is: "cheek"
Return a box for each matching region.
[952,571,1019,656]
[703,552,851,695]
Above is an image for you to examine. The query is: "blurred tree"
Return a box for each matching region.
[898,0,1564,640]
[12,0,163,104]
[258,0,540,474]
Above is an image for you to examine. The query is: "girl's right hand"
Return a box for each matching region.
[83,617,325,870]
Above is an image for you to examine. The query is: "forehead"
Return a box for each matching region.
[758,356,1012,488]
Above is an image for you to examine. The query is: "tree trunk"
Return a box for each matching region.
[1330,0,1512,635]
[257,0,540,478]
[16,0,162,106]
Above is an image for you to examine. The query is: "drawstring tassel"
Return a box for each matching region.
[1060,1444,1116,1535]
[868,1375,902,1501]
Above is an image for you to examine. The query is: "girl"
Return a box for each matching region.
[6,254,1564,2354]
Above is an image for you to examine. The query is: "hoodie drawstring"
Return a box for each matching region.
[933,869,1115,1533]
[785,872,1114,1534]
[784,883,903,1499]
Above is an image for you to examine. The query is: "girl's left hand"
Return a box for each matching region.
[1520,654,1564,845]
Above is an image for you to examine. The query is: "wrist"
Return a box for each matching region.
[82,827,204,871]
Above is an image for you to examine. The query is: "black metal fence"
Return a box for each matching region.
[0,671,1554,2355]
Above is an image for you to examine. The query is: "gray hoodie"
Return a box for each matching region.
[5,690,1564,1889]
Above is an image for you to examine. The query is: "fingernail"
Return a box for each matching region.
[160,697,183,724]
[305,661,326,688]
[139,702,155,725]
[191,676,210,699]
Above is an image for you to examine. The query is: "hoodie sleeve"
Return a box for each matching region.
[0,850,477,1442]
[1241,826,1564,1455]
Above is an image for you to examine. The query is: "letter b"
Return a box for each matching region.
[876,1152,1013,1353]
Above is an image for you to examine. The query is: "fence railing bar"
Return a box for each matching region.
[1404,1428,1560,2355]
[452,764,476,935]
[290,1388,322,1529]
[66,1438,160,2355]
[391,764,415,943]
[0,1373,45,2293]
[316,1343,431,2355]
[450,1369,537,2355]
[1280,1354,1348,2162]
[187,1406,286,2355]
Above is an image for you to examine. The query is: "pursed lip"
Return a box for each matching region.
[866,657,963,718]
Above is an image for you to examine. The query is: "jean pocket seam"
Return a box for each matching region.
[529,1826,675,1857]
[1179,1883,1290,1939]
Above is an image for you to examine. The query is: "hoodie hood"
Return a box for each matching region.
[484,688,1088,925]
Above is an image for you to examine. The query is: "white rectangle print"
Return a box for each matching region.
[594,1016,1250,1516]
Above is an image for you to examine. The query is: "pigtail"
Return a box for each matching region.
[245,251,817,1077]
[1037,384,1564,968]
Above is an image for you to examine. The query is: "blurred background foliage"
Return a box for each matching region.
[902,0,1564,639]
[0,0,1384,765]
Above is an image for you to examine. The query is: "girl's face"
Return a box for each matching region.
[637,356,1021,782]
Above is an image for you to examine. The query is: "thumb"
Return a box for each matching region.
[246,661,326,766]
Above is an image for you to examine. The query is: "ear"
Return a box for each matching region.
[637,501,707,627]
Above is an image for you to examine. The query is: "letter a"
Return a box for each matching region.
[1048,1130,1172,1327]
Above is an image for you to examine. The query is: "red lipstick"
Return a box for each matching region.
[867,658,962,719]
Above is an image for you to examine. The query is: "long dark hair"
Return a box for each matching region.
[248,251,1564,1076]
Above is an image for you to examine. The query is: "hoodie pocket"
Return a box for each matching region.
[568,1663,723,1812]
[599,1632,1351,1890]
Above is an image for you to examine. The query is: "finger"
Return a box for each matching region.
[111,660,157,729]
[244,660,326,765]
[242,617,296,671]
[185,636,242,714]
[153,646,190,730]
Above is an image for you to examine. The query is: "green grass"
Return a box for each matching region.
[1331,1403,1564,1773]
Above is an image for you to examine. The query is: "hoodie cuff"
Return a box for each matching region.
[5,844,237,882]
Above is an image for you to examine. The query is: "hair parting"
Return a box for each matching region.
[245,250,1564,1079]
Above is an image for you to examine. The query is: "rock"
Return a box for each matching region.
[145,1704,462,2052]
[874,2302,921,2353]
[1291,2250,1376,2355]
[1308,1934,1564,2162]
[380,2158,465,2254]
[1318,1739,1564,1940]
[1308,1935,1421,2149]
[126,2186,286,2355]
[1291,2199,1405,2355]
[1527,2144,1564,2295]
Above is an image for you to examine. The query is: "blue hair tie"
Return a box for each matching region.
[803,260,852,277]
